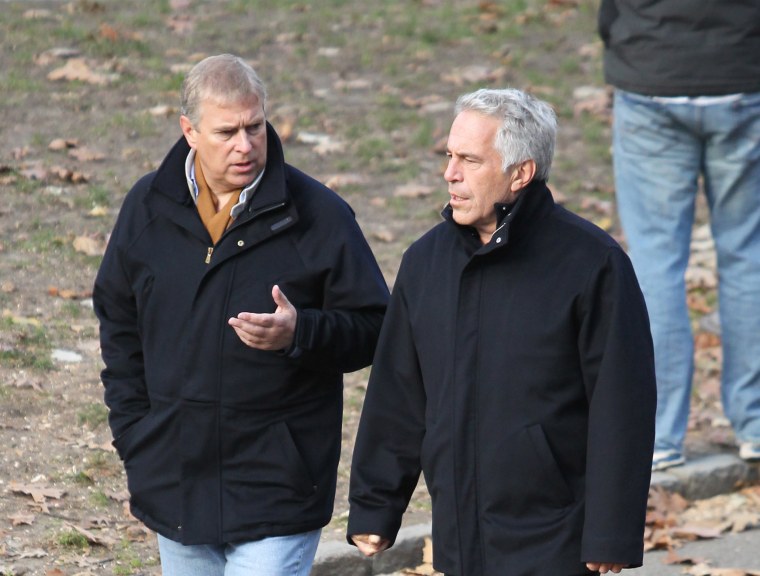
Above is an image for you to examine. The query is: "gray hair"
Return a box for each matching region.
[454,88,557,182]
[180,54,267,127]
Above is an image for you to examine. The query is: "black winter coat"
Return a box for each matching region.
[348,182,656,575]
[93,125,389,544]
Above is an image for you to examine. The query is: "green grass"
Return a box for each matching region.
[78,402,109,429]
[57,530,89,550]
[0,317,53,371]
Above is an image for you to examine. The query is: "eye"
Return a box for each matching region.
[246,122,264,135]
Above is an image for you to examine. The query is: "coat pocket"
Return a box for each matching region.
[224,418,317,498]
[484,423,575,518]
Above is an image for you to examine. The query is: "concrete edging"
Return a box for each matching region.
[312,523,432,576]
[313,454,759,575]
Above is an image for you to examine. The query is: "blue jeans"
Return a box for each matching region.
[157,530,321,576]
[612,89,760,454]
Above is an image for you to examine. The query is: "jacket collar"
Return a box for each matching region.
[442,179,555,253]
[147,122,294,236]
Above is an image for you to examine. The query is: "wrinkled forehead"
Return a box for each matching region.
[196,91,265,123]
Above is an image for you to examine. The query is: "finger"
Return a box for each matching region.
[231,312,275,329]
[272,284,288,305]
[351,536,378,557]
[272,284,294,312]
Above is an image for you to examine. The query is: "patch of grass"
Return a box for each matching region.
[1,70,44,94]
[57,529,89,550]
[60,300,84,319]
[113,539,159,575]
[71,471,94,486]
[94,111,159,139]
[90,490,110,508]
[86,184,112,208]
[355,136,391,167]
[0,317,53,371]
[78,402,109,429]
[579,116,612,162]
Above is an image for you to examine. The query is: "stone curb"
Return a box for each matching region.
[650,452,759,500]
[312,523,432,576]
[312,454,759,575]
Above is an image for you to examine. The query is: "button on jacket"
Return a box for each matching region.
[348,181,656,575]
[94,124,389,544]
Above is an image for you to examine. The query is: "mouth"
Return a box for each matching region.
[232,160,255,172]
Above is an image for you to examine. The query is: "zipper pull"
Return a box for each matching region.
[205,246,214,264]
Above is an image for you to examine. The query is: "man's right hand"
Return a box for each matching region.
[351,534,391,557]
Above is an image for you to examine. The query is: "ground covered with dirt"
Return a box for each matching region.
[0,1,739,574]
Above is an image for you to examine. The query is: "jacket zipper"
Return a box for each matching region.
[203,201,287,265]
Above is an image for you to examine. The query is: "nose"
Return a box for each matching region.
[444,157,460,183]
[234,129,253,153]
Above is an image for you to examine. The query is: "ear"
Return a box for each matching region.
[509,159,537,192]
[180,115,197,149]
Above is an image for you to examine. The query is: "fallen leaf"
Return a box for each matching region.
[47,286,93,300]
[671,523,723,540]
[372,228,395,243]
[8,512,35,527]
[394,184,435,198]
[2,310,42,327]
[23,9,54,19]
[442,65,506,86]
[68,147,105,162]
[573,86,611,119]
[67,523,116,547]
[166,14,194,34]
[47,58,117,85]
[147,104,177,117]
[73,234,107,256]
[50,165,90,183]
[323,173,368,190]
[48,138,79,151]
[9,482,66,503]
[19,163,48,181]
[18,549,48,559]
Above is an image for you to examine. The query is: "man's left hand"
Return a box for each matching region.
[586,562,627,574]
[228,285,296,351]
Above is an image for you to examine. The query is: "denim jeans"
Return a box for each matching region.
[157,529,321,576]
[612,89,760,454]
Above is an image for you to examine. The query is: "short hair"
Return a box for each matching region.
[454,88,557,182]
[180,54,267,128]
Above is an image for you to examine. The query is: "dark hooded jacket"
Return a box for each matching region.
[599,0,760,96]
[348,181,656,575]
[93,124,389,545]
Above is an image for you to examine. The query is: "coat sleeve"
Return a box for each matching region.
[92,193,151,447]
[346,259,426,546]
[578,246,657,567]
[287,202,389,374]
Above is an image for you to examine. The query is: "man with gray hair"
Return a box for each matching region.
[93,54,389,575]
[347,88,656,575]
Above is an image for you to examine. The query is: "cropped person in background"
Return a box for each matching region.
[347,88,656,575]
[599,0,760,470]
[93,54,389,576]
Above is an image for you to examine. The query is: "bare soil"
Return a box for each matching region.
[0,1,734,574]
